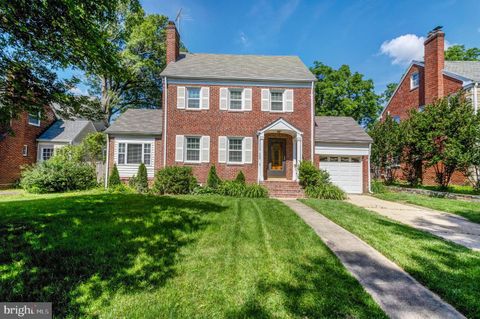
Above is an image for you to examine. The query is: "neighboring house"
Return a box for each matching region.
[381,27,480,185]
[37,120,99,162]
[0,107,56,188]
[105,21,372,195]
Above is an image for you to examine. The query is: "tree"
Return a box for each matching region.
[380,82,398,105]
[369,115,403,184]
[86,2,169,123]
[135,163,149,193]
[445,45,480,61]
[235,171,246,185]
[310,62,381,127]
[0,0,121,131]
[416,93,478,189]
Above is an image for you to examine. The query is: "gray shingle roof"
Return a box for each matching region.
[444,61,480,82]
[105,109,163,135]
[38,120,93,142]
[315,116,372,143]
[160,53,316,82]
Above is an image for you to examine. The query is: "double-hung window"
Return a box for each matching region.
[229,89,243,110]
[117,142,152,165]
[270,91,284,111]
[187,87,201,109]
[28,112,40,126]
[41,147,54,161]
[410,72,419,89]
[185,137,201,162]
[228,137,243,163]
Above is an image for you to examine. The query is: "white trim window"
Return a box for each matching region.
[410,72,419,89]
[28,112,40,126]
[22,145,28,157]
[41,147,54,161]
[117,142,152,165]
[270,91,284,111]
[393,115,401,123]
[228,137,243,163]
[229,89,243,110]
[185,136,201,162]
[187,87,201,109]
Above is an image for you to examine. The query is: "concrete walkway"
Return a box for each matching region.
[348,195,480,251]
[281,199,464,319]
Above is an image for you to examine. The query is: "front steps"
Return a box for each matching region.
[261,180,305,198]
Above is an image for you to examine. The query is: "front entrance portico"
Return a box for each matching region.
[257,118,303,182]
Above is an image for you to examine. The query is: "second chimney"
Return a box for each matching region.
[166,21,180,64]
[424,27,445,105]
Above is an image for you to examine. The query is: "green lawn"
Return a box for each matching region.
[0,191,385,318]
[375,192,480,223]
[301,199,480,319]
[391,183,480,195]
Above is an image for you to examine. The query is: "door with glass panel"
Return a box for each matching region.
[267,138,286,178]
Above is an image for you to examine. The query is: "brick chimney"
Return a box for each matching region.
[166,21,180,64]
[424,27,445,105]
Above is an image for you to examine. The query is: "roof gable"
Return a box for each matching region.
[315,116,372,143]
[105,109,163,135]
[37,120,95,142]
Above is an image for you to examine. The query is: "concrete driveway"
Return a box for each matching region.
[347,195,480,251]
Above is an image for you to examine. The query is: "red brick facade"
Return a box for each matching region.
[0,107,56,188]
[382,29,468,185]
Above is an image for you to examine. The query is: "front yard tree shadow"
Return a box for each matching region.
[0,193,225,318]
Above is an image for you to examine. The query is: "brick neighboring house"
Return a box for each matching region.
[381,27,480,185]
[0,107,56,188]
[105,21,372,196]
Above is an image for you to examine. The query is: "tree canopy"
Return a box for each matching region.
[310,62,381,127]
[445,45,480,61]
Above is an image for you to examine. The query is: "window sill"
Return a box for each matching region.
[226,162,246,166]
[410,86,419,91]
[28,122,41,127]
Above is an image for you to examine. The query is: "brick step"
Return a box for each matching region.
[261,181,305,198]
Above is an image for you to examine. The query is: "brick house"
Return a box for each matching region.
[105,21,372,196]
[381,27,480,185]
[0,107,56,188]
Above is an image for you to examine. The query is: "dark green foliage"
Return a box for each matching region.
[298,161,345,200]
[243,184,269,198]
[371,180,387,194]
[153,166,197,195]
[235,171,246,184]
[109,164,121,188]
[218,181,246,197]
[310,61,381,127]
[20,160,97,193]
[128,175,137,188]
[135,163,149,193]
[192,186,217,195]
[380,82,398,105]
[445,45,480,61]
[206,165,221,189]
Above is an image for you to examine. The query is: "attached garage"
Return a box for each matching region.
[314,117,373,194]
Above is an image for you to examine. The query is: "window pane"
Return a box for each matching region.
[230,100,242,110]
[341,157,350,162]
[271,102,283,111]
[319,156,328,162]
[230,90,242,100]
[28,113,40,125]
[119,143,125,153]
[186,150,200,161]
[228,138,243,162]
[188,99,200,108]
[186,137,200,162]
[127,144,142,164]
[187,88,201,109]
[143,144,151,165]
[271,92,283,101]
[118,154,125,164]
[42,148,54,161]
[143,154,151,165]
[351,157,361,163]
[329,157,338,162]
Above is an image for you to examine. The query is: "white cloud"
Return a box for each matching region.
[239,31,250,47]
[380,34,425,65]
[69,86,88,96]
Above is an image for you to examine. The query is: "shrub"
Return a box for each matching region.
[218,181,246,197]
[243,184,268,198]
[371,179,387,194]
[135,163,149,193]
[207,165,221,189]
[192,186,217,195]
[109,164,121,187]
[128,175,137,188]
[305,184,346,200]
[235,171,246,184]
[153,166,197,195]
[21,160,97,193]
[298,161,330,188]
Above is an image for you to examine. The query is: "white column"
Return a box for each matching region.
[295,135,303,181]
[292,137,297,181]
[258,133,264,182]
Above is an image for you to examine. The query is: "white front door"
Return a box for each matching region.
[319,156,363,194]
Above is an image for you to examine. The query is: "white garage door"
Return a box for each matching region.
[319,156,363,194]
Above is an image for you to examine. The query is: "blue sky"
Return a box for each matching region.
[141,0,480,94]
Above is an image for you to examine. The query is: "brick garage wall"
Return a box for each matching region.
[0,107,55,188]
[383,64,425,120]
[164,83,313,184]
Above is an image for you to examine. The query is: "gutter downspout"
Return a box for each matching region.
[474,82,478,114]
[104,133,109,189]
[310,81,315,161]
[368,143,372,193]
[163,77,168,167]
